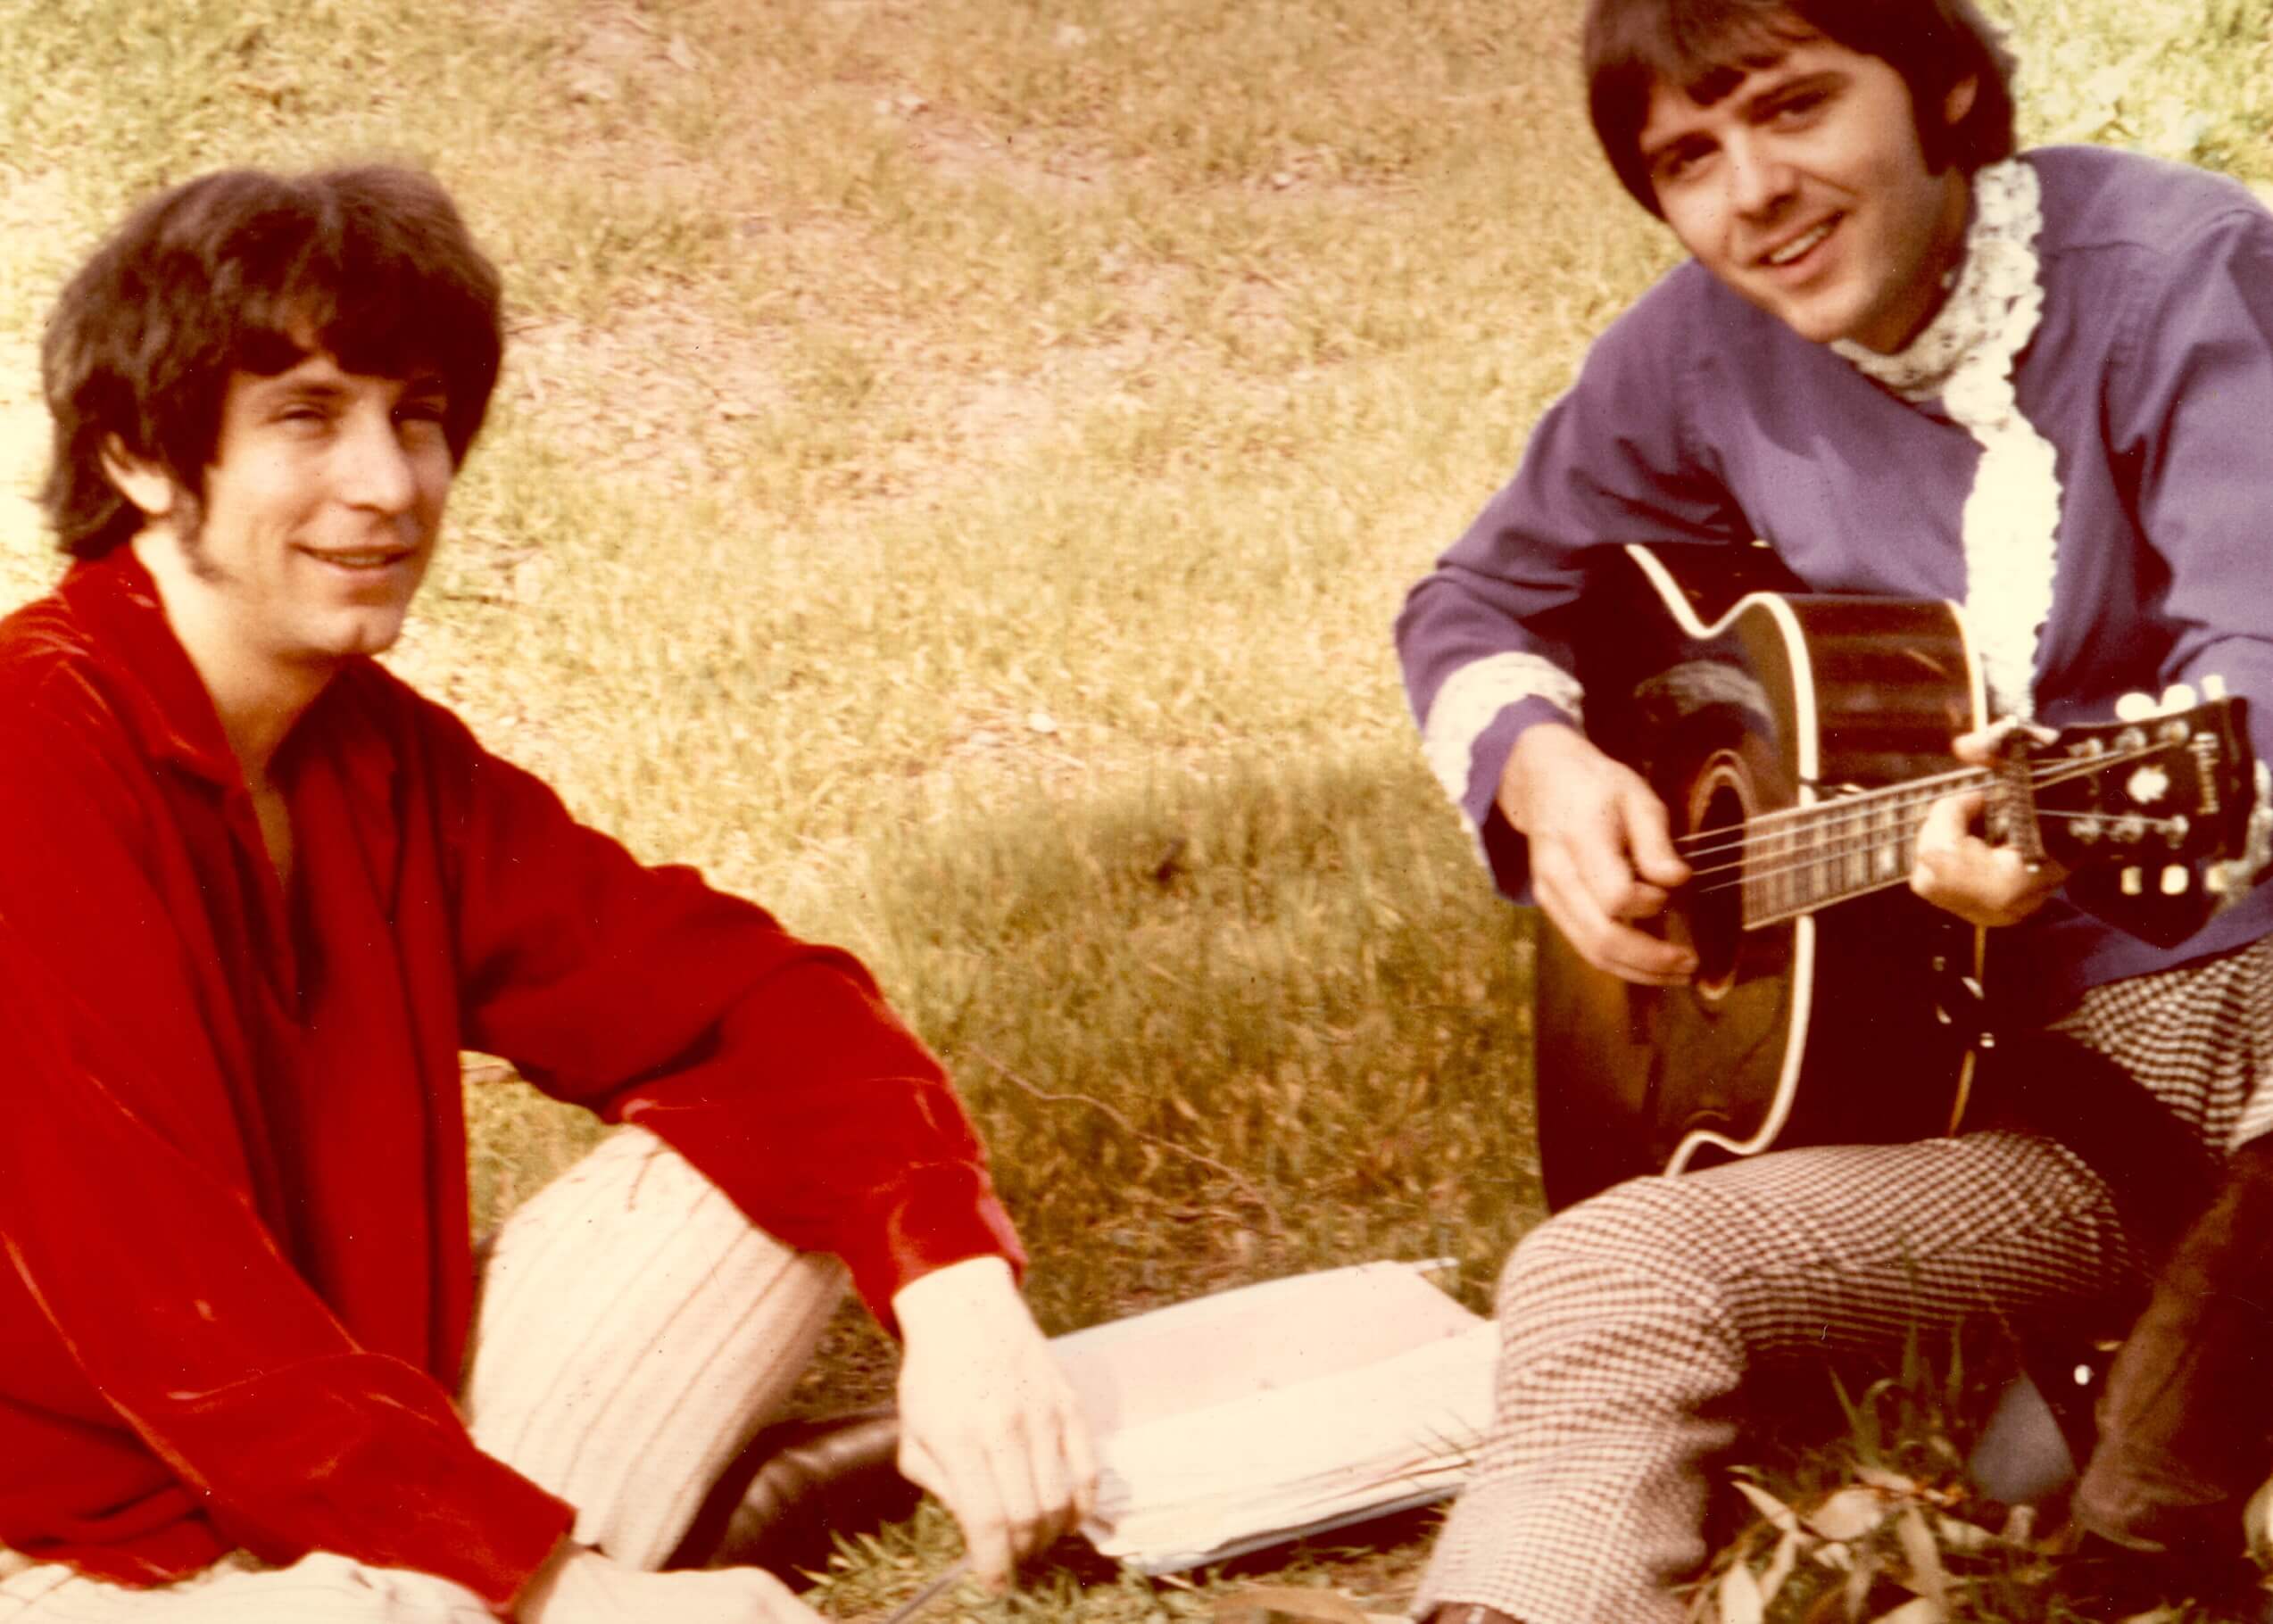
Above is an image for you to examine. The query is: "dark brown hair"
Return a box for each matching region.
[1585,0,2019,216]
[41,165,504,559]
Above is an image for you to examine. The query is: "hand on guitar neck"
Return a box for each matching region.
[1500,717,2069,985]
[1910,719,2071,929]
[1497,721,1696,987]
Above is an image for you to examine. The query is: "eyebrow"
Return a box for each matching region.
[245,367,449,405]
[1743,68,1843,113]
[1639,62,1844,169]
[245,372,351,406]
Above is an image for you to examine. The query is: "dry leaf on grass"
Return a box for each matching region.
[1757,1529,1800,1606]
[1894,1506,1946,1610]
[1807,1485,1891,1542]
[1210,1584,1371,1624]
[1716,1560,1765,1624]
[1733,1480,1803,1538]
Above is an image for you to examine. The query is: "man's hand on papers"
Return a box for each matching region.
[891,1254,1099,1590]
[518,1544,825,1622]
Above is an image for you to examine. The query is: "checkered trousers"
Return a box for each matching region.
[1412,935,2273,1624]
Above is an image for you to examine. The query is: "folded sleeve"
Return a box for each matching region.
[0,682,570,1607]
[422,702,1022,1327]
[1394,270,1751,898]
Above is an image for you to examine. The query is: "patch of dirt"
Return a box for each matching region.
[0,336,61,607]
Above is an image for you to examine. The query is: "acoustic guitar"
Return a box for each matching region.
[1533,542,2272,1211]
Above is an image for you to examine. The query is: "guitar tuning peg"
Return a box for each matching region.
[2115,692,2158,722]
[2161,684,2198,715]
[2202,675,2229,700]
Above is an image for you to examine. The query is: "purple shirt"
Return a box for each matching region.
[1397,146,2273,1015]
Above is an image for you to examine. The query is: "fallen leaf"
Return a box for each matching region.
[1759,1529,1800,1605]
[1930,1512,1999,1554]
[1211,1585,1369,1624]
[1734,1480,1804,1538]
[1717,1561,1764,1624]
[1807,1486,1890,1542]
[1841,1550,1877,1620]
[1895,1507,1946,1609]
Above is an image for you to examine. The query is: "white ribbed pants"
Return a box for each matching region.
[0,1127,849,1621]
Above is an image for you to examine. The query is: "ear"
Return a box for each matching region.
[1943,74,1979,128]
[99,436,178,520]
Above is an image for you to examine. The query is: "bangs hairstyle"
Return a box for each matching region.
[41,165,504,560]
[1585,0,2019,216]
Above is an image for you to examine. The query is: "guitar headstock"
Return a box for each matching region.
[2032,686,2271,947]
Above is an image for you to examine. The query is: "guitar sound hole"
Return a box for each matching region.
[1684,783,1746,997]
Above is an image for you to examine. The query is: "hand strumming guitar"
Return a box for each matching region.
[1497,722,1696,987]
[1909,722,2072,928]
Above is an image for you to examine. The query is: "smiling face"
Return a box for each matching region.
[121,348,453,680]
[1637,29,1976,352]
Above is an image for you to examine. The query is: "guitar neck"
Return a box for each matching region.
[1739,774,1984,928]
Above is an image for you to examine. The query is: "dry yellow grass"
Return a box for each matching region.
[0,0,2267,1616]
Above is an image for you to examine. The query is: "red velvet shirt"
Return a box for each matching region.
[0,550,1023,1606]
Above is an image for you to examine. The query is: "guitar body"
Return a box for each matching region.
[1536,544,1987,1210]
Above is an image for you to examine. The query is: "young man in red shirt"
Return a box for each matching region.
[0,164,1092,1622]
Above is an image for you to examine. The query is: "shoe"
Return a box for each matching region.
[668,1404,917,1578]
[2045,1529,2269,1621]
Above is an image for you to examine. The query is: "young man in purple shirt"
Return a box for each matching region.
[1398,1,2273,1619]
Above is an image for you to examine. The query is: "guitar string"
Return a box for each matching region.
[1677,803,2193,888]
[1667,742,2193,867]
[1668,743,2180,858]
[1680,804,2201,900]
[1678,805,2198,893]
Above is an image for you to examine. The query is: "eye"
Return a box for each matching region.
[394,396,451,435]
[1765,85,1832,126]
[1652,141,1713,187]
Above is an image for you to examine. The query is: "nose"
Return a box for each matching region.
[1723,131,1795,220]
[337,407,419,515]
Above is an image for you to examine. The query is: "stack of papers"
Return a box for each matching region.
[1052,1261,1498,1574]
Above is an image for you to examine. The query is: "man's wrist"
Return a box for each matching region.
[890,1253,1019,1335]
[1498,719,1589,833]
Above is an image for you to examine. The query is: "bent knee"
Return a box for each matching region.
[1495,1176,1739,1323]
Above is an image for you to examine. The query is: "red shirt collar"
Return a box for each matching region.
[54,546,396,803]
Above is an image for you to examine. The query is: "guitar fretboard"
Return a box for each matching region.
[1740,775,1982,927]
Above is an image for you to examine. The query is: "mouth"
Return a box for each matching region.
[299,546,418,574]
[1759,214,1841,270]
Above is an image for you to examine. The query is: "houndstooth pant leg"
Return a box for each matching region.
[1414,937,2273,1624]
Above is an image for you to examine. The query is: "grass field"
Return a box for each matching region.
[1,0,2269,1619]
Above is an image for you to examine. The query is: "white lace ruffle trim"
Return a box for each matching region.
[1833,160,2054,718]
[1421,652,1585,826]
